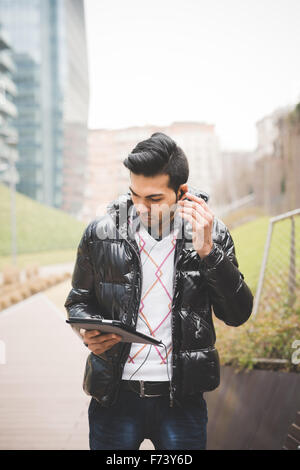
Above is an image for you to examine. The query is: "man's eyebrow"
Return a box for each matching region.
[129,187,164,198]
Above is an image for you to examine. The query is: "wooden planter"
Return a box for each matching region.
[205,365,300,450]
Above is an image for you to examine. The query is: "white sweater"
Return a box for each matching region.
[122,222,178,381]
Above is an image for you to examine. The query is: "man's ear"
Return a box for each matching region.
[177,183,188,201]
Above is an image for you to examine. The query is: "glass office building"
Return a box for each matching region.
[0,0,89,215]
[0,23,19,186]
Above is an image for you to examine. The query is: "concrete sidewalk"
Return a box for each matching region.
[0,281,153,450]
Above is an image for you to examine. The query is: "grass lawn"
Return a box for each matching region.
[0,183,85,257]
[230,216,270,295]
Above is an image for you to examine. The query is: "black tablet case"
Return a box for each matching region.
[66,318,162,346]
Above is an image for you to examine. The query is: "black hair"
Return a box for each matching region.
[123,132,189,194]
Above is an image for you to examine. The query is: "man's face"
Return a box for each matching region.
[129,172,182,232]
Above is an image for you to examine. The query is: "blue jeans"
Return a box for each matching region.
[88,389,208,450]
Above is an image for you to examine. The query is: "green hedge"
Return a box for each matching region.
[214,301,300,372]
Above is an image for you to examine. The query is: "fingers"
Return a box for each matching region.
[178,199,214,224]
[179,211,201,233]
[87,335,122,355]
[83,329,102,340]
[79,328,85,338]
[178,205,212,230]
[83,329,122,355]
[184,191,209,208]
[87,333,122,346]
[179,211,207,252]
[180,192,214,218]
[80,328,96,338]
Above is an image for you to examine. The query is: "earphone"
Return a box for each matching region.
[177,189,187,203]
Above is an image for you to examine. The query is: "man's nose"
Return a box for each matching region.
[135,202,151,215]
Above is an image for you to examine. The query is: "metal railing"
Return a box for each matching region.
[252,208,300,319]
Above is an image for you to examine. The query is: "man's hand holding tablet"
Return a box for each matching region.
[80,329,122,354]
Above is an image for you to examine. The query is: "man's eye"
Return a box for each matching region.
[150,199,162,202]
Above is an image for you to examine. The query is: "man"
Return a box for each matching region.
[64,132,253,450]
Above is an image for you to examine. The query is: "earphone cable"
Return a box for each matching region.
[126,315,182,407]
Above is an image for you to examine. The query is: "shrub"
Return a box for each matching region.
[215,294,300,373]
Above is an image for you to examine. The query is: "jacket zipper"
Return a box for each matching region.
[169,235,184,407]
[169,247,177,408]
[115,237,143,393]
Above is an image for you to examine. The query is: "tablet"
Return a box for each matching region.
[66,318,163,346]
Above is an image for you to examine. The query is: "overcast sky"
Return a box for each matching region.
[84,0,300,151]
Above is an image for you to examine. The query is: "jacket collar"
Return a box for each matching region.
[106,185,210,247]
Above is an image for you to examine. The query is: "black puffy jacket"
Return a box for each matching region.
[64,186,254,408]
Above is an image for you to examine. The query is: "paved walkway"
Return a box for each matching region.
[0,280,153,450]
